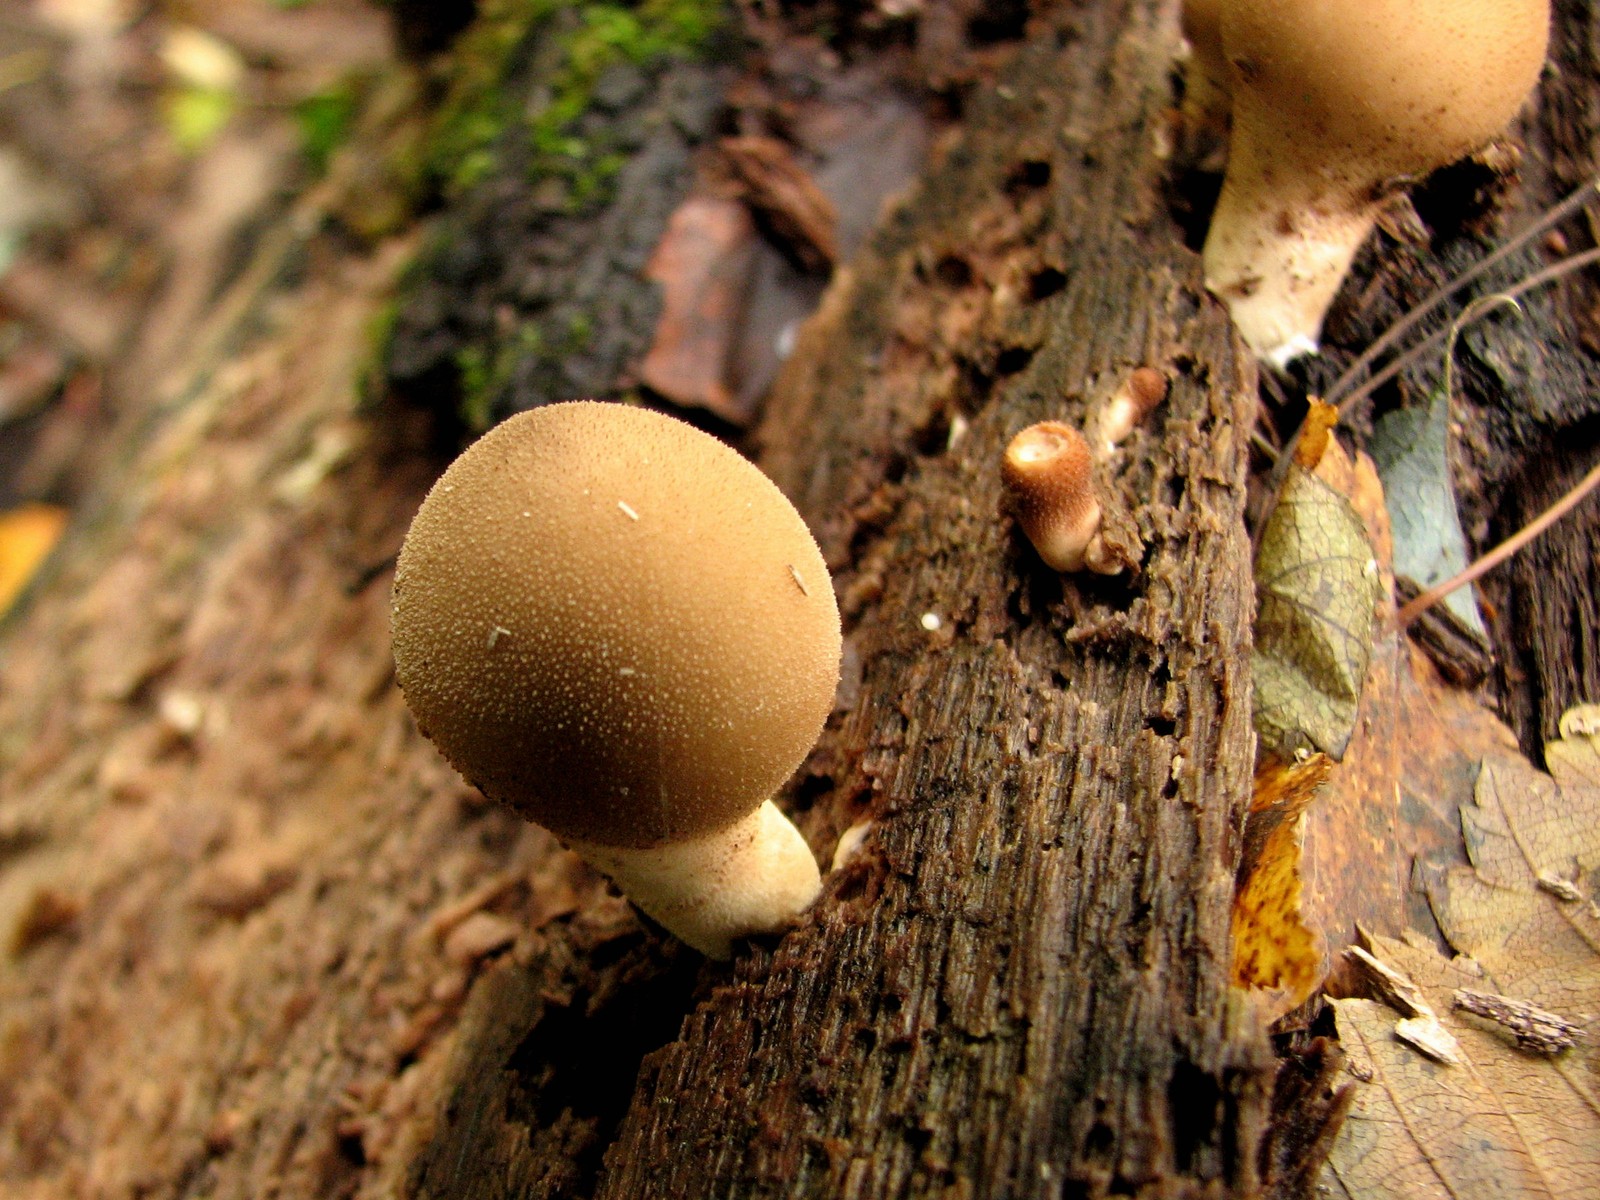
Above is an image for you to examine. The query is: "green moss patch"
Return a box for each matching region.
[425,0,724,199]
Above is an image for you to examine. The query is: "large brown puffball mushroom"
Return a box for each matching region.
[1203,0,1549,367]
[392,401,840,957]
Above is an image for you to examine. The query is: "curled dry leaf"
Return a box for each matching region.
[1325,706,1600,1199]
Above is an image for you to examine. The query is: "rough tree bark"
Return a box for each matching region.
[1,1,1597,1199]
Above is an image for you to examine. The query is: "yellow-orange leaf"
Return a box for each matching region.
[0,503,68,617]
[1232,754,1332,1019]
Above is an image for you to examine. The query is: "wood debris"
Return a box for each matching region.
[1394,1014,1464,1065]
[718,134,838,275]
[1346,942,1435,1019]
[1453,987,1585,1055]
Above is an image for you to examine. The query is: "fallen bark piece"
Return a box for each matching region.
[719,134,838,275]
[640,194,760,423]
[1453,987,1585,1055]
[1346,942,1435,1020]
[1394,1015,1464,1066]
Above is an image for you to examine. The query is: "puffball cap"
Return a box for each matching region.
[392,401,841,849]
[1222,0,1549,178]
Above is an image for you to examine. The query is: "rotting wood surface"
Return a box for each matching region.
[0,2,1278,1197]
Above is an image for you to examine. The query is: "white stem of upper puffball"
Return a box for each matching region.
[567,800,822,958]
[1201,138,1384,369]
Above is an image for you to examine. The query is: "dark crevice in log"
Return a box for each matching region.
[1484,417,1600,762]
[1255,1037,1352,1200]
[405,923,712,1200]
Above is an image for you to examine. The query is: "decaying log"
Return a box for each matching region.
[412,4,1274,1195]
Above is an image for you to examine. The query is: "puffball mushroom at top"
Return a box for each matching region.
[391,401,841,958]
[1202,0,1549,368]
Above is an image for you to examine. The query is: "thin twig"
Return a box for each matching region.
[1395,454,1600,627]
[1441,293,1525,405]
[1325,176,1600,408]
[1264,245,1600,509]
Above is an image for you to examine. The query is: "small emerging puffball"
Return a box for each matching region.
[392,401,842,850]
[1001,422,1102,572]
[1098,367,1168,452]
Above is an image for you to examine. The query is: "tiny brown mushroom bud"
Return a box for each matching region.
[1002,421,1106,572]
[392,401,841,958]
[1097,367,1169,453]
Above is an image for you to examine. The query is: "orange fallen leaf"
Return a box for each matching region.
[1232,754,1333,1019]
[1293,399,1341,470]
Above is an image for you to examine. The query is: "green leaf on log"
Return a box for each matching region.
[1252,465,1381,760]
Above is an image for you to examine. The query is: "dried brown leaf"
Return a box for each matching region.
[1423,703,1600,1073]
[1303,640,1518,961]
[1325,706,1600,1198]
[1328,996,1561,1199]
